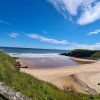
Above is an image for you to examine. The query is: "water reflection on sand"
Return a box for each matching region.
[18,57,79,69]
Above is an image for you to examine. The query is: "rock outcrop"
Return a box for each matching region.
[0,82,31,100]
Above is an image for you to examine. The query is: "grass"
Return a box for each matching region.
[91,51,100,60]
[0,51,100,100]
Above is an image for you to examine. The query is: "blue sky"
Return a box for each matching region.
[0,0,100,50]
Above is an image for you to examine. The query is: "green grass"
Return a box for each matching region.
[0,51,100,100]
[91,51,100,60]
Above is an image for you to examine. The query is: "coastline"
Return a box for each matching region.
[18,57,100,94]
[71,57,96,64]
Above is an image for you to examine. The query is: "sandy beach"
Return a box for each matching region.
[18,58,100,94]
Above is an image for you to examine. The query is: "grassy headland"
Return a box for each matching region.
[0,51,100,100]
[91,51,100,60]
[60,49,100,60]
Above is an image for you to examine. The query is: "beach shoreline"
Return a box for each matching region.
[17,56,100,94]
[71,57,96,64]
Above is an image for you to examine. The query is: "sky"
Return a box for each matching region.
[0,0,100,50]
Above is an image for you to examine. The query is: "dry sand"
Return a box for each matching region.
[19,58,100,94]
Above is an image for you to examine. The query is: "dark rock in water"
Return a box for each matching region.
[59,53,68,56]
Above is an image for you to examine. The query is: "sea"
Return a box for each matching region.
[0,47,78,68]
[0,47,69,58]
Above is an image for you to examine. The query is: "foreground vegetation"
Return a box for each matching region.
[0,51,100,100]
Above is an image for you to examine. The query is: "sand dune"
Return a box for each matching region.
[19,58,100,94]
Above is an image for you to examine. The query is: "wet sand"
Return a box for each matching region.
[18,57,100,94]
[18,57,79,69]
[71,57,95,64]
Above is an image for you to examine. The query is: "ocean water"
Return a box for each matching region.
[0,47,78,67]
[0,47,69,58]
[0,47,68,54]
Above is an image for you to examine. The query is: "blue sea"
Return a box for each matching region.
[0,47,68,54]
[0,47,78,68]
[0,47,70,59]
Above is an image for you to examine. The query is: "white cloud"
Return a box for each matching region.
[48,0,84,16]
[51,43,100,50]
[7,32,100,50]
[77,1,100,25]
[27,33,100,50]
[73,43,100,50]
[87,29,100,35]
[47,0,100,25]
[60,42,100,50]
[27,33,69,44]
[0,19,11,25]
[9,32,19,38]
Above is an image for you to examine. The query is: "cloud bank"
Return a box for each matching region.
[72,43,100,50]
[26,33,100,50]
[27,34,69,44]
[48,0,100,25]
[6,32,100,50]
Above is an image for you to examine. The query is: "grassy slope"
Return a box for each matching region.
[0,51,100,100]
[91,51,100,60]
